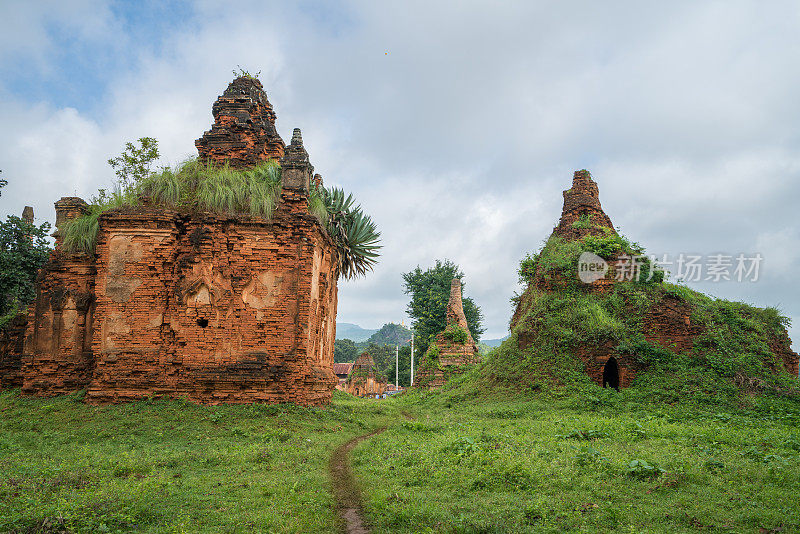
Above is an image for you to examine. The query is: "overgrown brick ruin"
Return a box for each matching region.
[340,352,387,397]
[3,77,341,405]
[415,279,480,388]
[511,170,799,388]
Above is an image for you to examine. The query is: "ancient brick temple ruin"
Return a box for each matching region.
[415,278,480,389]
[511,170,799,388]
[341,352,387,397]
[3,76,342,405]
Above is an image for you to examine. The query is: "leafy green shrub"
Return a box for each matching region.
[629,423,648,440]
[572,445,609,466]
[626,459,665,479]
[401,420,439,432]
[581,233,640,259]
[444,436,482,457]
[704,458,725,471]
[559,429,610,440]
[572,213,594,229]
[518,252,538,284]
[207,410,224,423]
[442,324,469,344]
[783,435,800,451]
[471,461,536,490]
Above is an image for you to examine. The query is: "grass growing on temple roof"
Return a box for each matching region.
[61,158,381,278]
[62,188,140,254]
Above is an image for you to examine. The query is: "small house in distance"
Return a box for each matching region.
[333,362,354,391]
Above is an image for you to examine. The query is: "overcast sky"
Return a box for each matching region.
[1,1,798,347]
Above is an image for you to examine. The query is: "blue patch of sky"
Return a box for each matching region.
[1,0,196,116]
[295,0,357,38]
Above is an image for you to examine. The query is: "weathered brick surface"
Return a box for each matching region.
[416,279,480,389]
[13,78,342,405]
[83,196,338,405]
[195,77,285,168]
[0,314,27,389]
[553,170,616,240]
[344,352,386,397]
[21,252,96,395]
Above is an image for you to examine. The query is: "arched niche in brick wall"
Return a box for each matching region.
[603,357,620,390]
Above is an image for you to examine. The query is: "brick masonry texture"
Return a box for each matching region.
[342,352,386,397]
[511,170,799,387]
[196,77,285,168]
[0,315,27,389]
[415,279,481,389]
[7,77,341,405]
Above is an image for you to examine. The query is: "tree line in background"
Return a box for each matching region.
[335,259,485,387]
[0,174,52,328]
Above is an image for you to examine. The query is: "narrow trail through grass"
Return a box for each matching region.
[328,411,416,534]
[329,427,387,534]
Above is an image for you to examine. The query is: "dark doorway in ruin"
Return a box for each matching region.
[602,357,619,390]
[197,318,209,328]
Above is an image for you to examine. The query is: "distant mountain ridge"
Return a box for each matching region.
[366,323,412,347]
[481,336,509,348]
[336,322,379,342]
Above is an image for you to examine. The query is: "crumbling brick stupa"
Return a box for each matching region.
[6,76,341,405]
[343,352,387,397]
[415,279,480,389]
[511,170,799,388]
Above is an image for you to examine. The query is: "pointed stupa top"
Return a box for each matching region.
[553,170,616,240]
[446,278,474,342]
[280,128,313,192]
[195,76,285,168]
[352,352,377,373]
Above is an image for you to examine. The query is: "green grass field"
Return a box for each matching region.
[2,384,799,533]
[0,390,398,533]
[355,386,800,533]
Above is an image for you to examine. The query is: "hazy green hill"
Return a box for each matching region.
[482,336,508,347]
[366,323,412,347]
[335,322,378,342]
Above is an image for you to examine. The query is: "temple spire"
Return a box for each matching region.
[195,76,285,168]
[553,170,616,240]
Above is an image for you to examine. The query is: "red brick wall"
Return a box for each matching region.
[0,314,27,389]
[81,198,338,405]
[21,252,96,395]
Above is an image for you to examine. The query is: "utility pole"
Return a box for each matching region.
[410,331,415,387]
[395,345,399,389]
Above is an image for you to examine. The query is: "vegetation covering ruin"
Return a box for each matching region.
[62,159,380,279]
[496,234,799,407]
